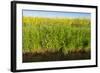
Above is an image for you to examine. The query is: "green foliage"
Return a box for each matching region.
[22,17,91,54]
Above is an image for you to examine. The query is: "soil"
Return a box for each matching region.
[23,50,91,63]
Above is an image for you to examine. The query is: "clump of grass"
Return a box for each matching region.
[22,17,91,55]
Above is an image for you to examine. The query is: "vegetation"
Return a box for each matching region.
[22,16,91,62]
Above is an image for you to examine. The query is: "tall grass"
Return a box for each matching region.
[22,17,91,55]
